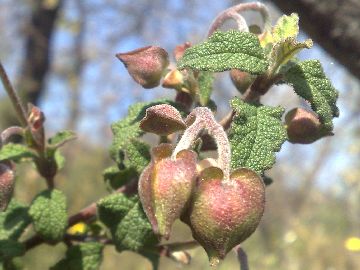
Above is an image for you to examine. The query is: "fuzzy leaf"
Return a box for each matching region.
[110,100,182,164]
[270,37,312,71]
[97,194,157,251]
[0,144,36,163]
[50,243,103,270]
[273,13,299,42]
[284,60,339,133]
[123,140,151,173]
[0,200,30,241]
[0,240,24,261]
[229,98,287,174]
[177,30,268,74]
[103,166,137,190]
[29,189,67,242]
[197,71,214,106]
[48,130,76,148]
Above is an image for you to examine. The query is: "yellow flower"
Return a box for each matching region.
[67,222,87,235]
[345,237,360,252]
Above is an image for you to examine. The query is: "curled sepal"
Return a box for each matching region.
[0,162,15,211]
[139,104,186,135]
[285,108,322,144]
[138,143,197,239]
[187,167,265,265]
[116,46,169,89]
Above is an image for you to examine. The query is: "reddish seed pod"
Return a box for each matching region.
[116,46,169,89]
[230,69,256,94]
[285,108,322,144]
[138,143,197,239]
[0,162,15,211]
[186,167,265,265]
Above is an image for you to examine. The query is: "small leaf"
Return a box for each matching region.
[0,200,31,241]
[229,98,287,174]
[273,13,299,42]
[270,37,312,72]
[177,30,268,74]
[97,194,158,251]
[0,240,24,261]
[284,60,339,133]
[103,166,137,190]
[54,149,65,171]
[0,144,36,163]
[48,130,76,148]
[197,71,214,106]
[50,242,103,270]
[29,189,67,242]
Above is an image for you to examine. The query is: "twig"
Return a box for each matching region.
[0,62,28,127]
[235,246,249,270]
[0,126,24,148]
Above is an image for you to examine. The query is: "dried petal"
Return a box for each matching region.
[140,104,186,135]
[116,46,169,89]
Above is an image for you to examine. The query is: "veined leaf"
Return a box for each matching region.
[270,37,312,72]
[29,189,67,242]
[229,98,287,174]
[197,71,214,106]
[50,243,103,270]
[177,30,268,74]
[284,60,339,133]
[273,13,299,42]
[123,139,151,173]
[0,144,36,163]
[97,194,158,252]
[48,130,76,148]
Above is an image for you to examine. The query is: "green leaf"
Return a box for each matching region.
[270,37,312,72]
[0,144,36,163]
[48,130,76,148]
[229,98,287,174]
[110,100,182,164]
[0,200,30,241]
[273,13,299,42]
[284,60,339,133]
[50,243,103,270]
[0,240,24,261]
[29,189,67,242]
[54,149,65,171]
[103,166,137,190]
[124,140,151,173]
[97,194,158,251]
[177,30,268,74]
[197,71,214,106]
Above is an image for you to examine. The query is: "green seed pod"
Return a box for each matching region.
[186,167,265,265]
[138,143,197,239]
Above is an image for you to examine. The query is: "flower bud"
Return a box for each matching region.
[138,143,197,239]
[174,42,191,61]
[116,46,169,89]
[162,69,184,89]
[230,69,256,94]
[186,167,265,265]
[140,104,186,135]
[285,108,321,144]
[0,162,15,211]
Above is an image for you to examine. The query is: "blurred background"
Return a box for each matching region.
[0,0,359,269]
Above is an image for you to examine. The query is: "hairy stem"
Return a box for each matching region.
[208,2,271,37]
[0,62,28,127]
[0,126,24,148]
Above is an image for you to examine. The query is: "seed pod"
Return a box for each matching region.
[186,167,265,265]
[140,104,186,135]
[138,143,197,239]
[116,46,169,89]
[230,69,256,94]
[0,162,15,211]
[285,108,322,144]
